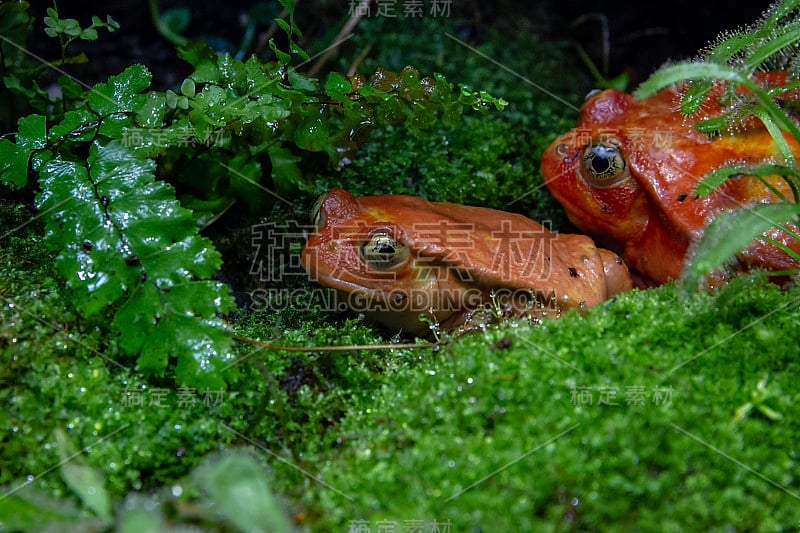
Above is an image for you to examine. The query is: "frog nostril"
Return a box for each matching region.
[557,143,582,163]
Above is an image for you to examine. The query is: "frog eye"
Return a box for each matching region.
[360,232,410,269]
[581,140,628,186]
[311,193,327,228]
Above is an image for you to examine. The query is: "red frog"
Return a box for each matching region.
[541,77,800,284]
[302,188,632,335]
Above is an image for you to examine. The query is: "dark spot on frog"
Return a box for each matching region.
[125,255,141,266]
[100,195,110,207]
[677,192,688,202]
[82,240,93,251]
[568,267,579,278]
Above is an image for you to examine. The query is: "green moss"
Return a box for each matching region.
[293,283,800,530]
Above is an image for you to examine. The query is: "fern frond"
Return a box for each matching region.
[36,140,235,388]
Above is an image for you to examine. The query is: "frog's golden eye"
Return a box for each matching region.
[360,232,410,269]
[311,193,327,228]
[581,140,627,187]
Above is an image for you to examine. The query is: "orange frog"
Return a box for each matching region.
[302,188,632,334]
[541,80,800,284]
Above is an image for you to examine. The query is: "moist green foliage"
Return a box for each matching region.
[43,7,120,60]
[0,197,417,530]
[636,0,800,292]
[0,2,505,388]
[1,62,238,388]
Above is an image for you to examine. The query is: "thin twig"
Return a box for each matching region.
[347,43,372,76]
[307,0,371,76]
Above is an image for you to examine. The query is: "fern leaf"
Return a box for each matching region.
[36,140,235,387]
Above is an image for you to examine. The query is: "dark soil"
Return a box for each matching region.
[33,1,767,91]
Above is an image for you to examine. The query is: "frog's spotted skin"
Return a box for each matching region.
[541,82,800,284]
[302,188,631,334]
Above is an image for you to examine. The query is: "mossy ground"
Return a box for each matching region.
[2,6,800,533]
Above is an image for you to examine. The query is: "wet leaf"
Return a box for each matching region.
[193,452,292,533]
[54,428,112,522]
[87,64,151,115]
[36,141,235,386]
[325,72,351,102]
[288,67,316,92]
[294,109,329,151]
[0,139,31,188]
[178,41,219,83]
[16,114,47,149]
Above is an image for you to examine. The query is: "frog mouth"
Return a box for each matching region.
[307,270,387,298]
[310,270,421,310]
[309,269,487,313]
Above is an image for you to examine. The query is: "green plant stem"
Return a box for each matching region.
[148,0,188,47]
